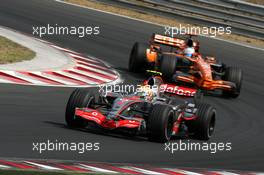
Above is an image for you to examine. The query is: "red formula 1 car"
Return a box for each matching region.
[65,78,216,143]
[129,34,243,98]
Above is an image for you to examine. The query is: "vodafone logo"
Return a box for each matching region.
[92,112,98,116]
[162,84,196,96]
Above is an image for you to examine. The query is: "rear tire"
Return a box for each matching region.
[160,55,177,81]
[148,104,174,143]
[129,42,149,72]
[65,88,98,128]
[188,103,216,140]
[223,66,243,98]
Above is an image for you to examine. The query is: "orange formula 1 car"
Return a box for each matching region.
[129,34,243,98]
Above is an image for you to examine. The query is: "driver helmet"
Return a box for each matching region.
[138,76,162,101]
[144,76,163,96]
[138,85,154,101]
[186,38,193,47]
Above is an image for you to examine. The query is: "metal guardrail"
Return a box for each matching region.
[190,0,264,16]
[220,0,264,16]
[152,0,264,29]
[98,0,264,40]
[167,0,264,27]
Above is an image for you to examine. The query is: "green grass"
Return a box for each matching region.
[0,169,101,175]
[0,36,35,64]
[244,0,264,5]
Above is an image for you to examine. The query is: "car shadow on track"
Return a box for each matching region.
[43,121,192,144]
[44,121,149,143]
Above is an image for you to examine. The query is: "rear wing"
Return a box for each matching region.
[161,84,197,97]
[151,34,199,49]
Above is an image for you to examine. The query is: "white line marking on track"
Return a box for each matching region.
[79,164,118,173]
[77,65,117,78]
[68,68,112,82]
[30,71,76,85]
[34,38,51,44]
[69,53,101,64]
[123,167,166,175]
[0,164,10,169]
[54,70,97,85]
[210,171,240,175]
[0,70,47,85]
[167,168,203,175]
[76,60,112,71]
[50,45,78,54]
[24,161,63,171]
[0,78,14,83]
[15,72,49,85]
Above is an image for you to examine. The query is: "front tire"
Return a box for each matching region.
[65,88,98,128]
[160,55,177,81]
[148,104,174,143]
[223,66,243,98]
[188,103,216,140]
[129,42,149,72]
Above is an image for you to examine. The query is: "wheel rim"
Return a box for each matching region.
[165,111,174,140]
[208,114,215,138]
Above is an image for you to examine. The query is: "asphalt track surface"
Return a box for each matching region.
[0,0,264,171]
